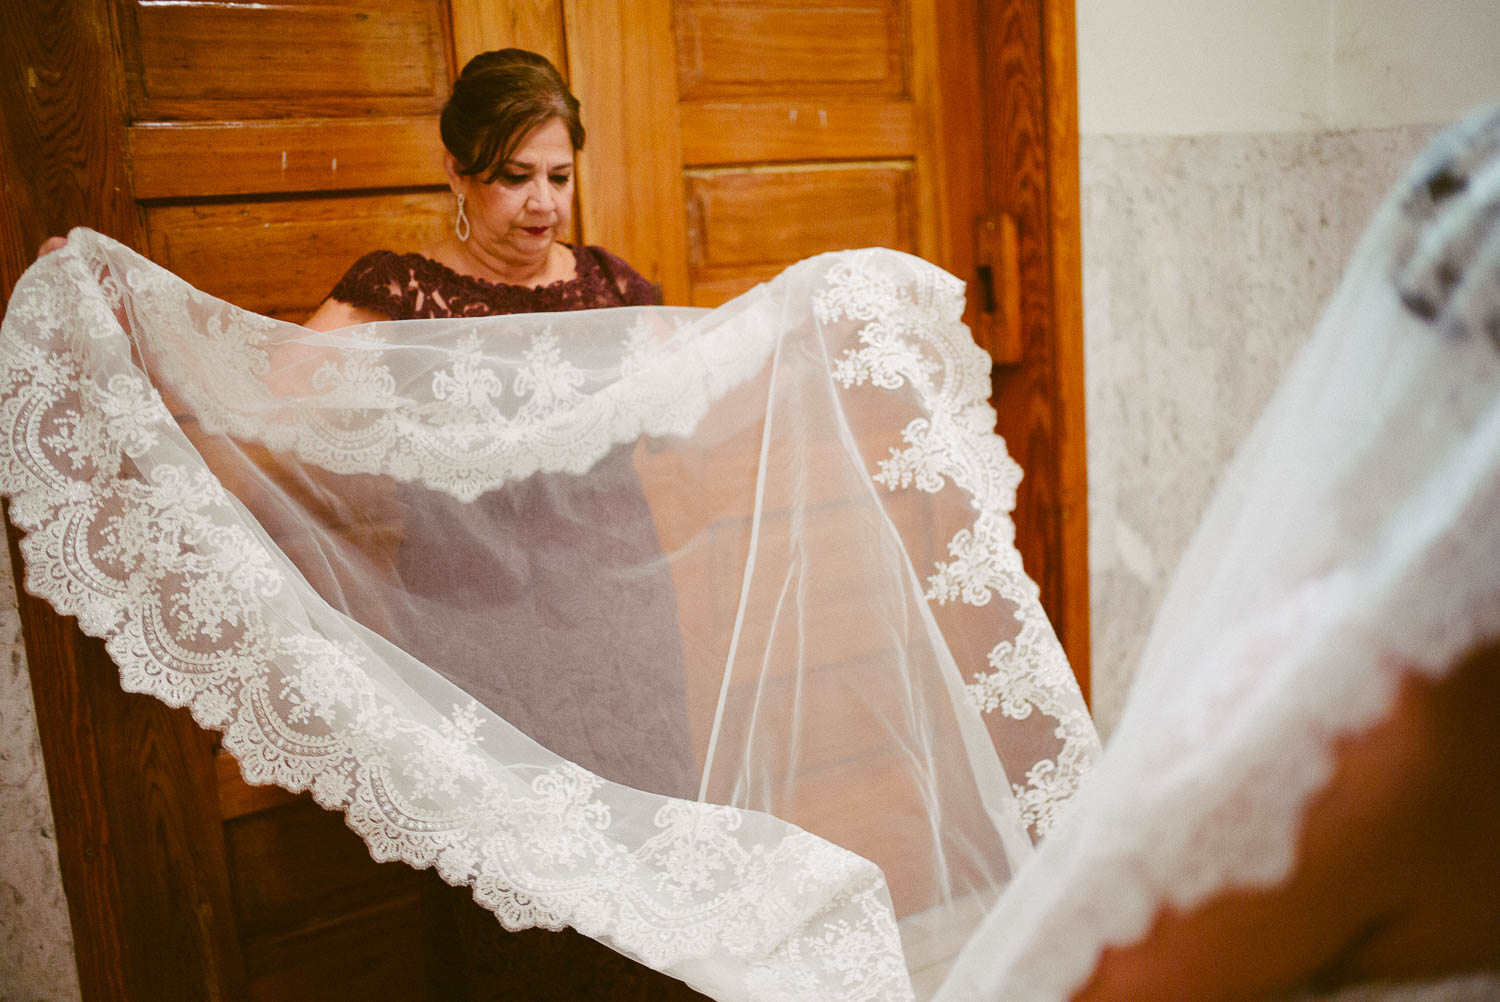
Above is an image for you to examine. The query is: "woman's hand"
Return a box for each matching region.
[36,236,67,259]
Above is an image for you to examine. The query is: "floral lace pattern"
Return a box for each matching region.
[815,252,1099,837]
[1,232,919,1001]
[149,298,780,504]
[327,246,661,319]
[1,231,1098,998]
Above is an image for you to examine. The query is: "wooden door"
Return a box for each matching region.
[565,0,1088,687]
[2,4,578,998]
[564,3,1087,928]
[0,1,1085,998]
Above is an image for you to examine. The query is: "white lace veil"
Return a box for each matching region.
[0,235,1096,999]
[935,105,1500,1000]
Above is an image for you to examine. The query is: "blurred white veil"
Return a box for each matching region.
[0,233,1096,1000]
[936,105,1500,1001]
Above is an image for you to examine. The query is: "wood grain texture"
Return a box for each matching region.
[685,164,916,269]
[675,0,907,100]
[683,264,787,308]
[913,0,985,321]
[226,801,426,940]
[5,509,131,1002]
[240,894,431,1001]
[0,0,144,298]
[981,0,1089,695]
[120,0,451,121]
[450,0,565,70]
[984,0,1060,650]
[1041,0,1089,698]
[565,0,692,302]
[128,117,446,199]
[906,0,948,265]
[216,749,301,822]
[90,653,249,1001]
[7,510,250,1002]
[679,99,915,166]
[668,0,945,326]
[2,3,252,999]
[146,191,451,319]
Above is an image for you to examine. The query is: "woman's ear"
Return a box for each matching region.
[442,151,464,195]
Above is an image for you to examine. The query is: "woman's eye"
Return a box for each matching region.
[550,174,571,186]
[497,172,528,185]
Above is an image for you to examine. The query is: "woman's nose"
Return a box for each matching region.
[527,179,555,212]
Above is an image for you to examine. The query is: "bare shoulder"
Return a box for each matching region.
[303,298,388,331]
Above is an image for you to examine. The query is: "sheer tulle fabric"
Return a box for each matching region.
[934,106,1500,1001]
[0,235,1096,1000]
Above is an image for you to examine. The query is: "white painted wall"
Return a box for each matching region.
[1072,3,1500,731]
[1077,0,1500,135]
[1332,1,1500,127]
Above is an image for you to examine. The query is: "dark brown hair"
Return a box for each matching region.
[440,49,585,182]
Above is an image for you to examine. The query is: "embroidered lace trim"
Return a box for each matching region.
[1,232,1097,998]
[815,254,1099,836]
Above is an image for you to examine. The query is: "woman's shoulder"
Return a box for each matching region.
[575,245,662,306]
[326,250,459,320]
[334,249,442,286]
[329,249,412,293]
[304,251,405,327]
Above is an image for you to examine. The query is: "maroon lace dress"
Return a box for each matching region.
[325,248,707,1001]
[328,245,662,318]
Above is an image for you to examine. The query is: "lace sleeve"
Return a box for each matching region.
[325,250,409,320]
[586,246,662,306]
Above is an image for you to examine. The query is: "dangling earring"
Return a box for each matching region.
[454,192,470,241]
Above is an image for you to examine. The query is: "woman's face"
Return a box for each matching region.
[453,117,575,267]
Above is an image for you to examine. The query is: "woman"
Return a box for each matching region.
[302,46,696,800]
[307,48,658,327]
[308,48,703,1001]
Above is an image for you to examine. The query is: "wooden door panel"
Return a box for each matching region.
[122,0,458,324]
[128,118,445,200]
[686,164,915,276]
[225,802,426,939]
[678,165,920,298]
[565,0,691,297]
[681,264,780,307]
[120,0,453,121]
[452,0,567,68]
[241,897,432,1002]
[2,2,1086,997]
[146,193,451,319]
[680,99,915,166]
[675,0,907,98]
[669,0,940,308]
[218,746,301,820]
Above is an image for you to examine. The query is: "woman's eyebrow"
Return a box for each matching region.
[503,158,574,171]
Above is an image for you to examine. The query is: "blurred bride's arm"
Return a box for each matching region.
[1075,641,1500,1001]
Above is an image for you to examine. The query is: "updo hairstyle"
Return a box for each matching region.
[440,49,585,183]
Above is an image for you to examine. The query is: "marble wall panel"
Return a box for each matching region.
[1081,124,1436,734]
[0,541,80,1001]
